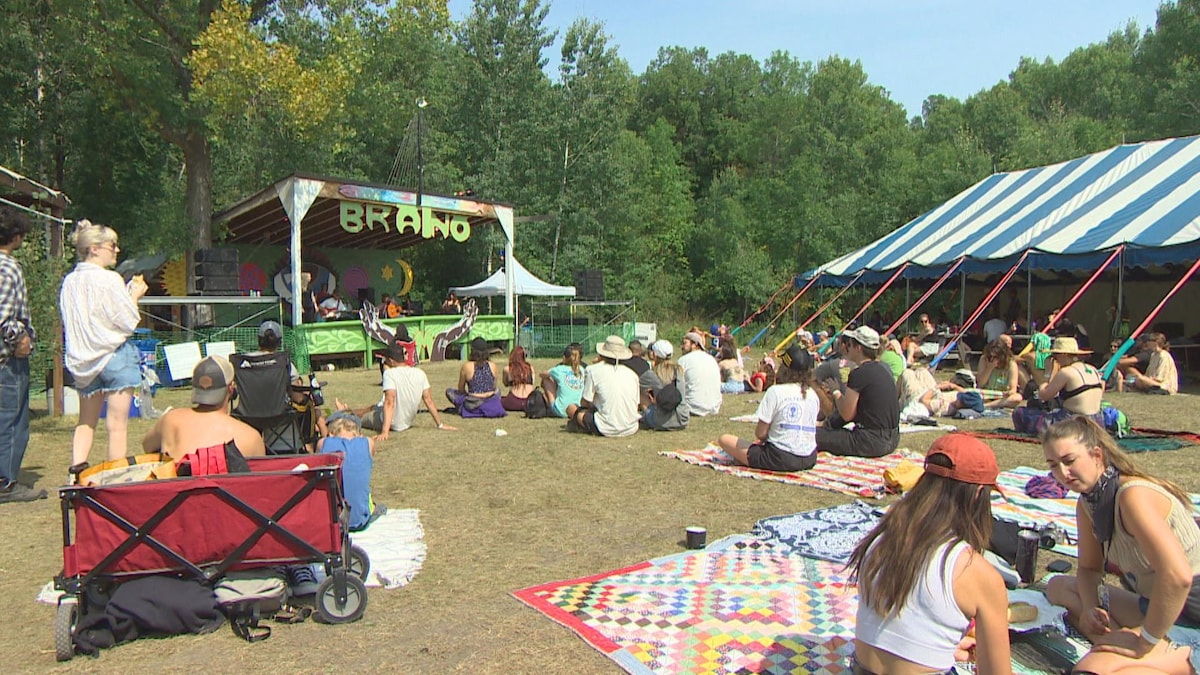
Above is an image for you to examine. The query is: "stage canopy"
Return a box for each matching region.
[801,134,1200,286]
[213,173,516,324]
[451,257,575,297]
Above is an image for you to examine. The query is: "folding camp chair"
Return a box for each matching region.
[229,352,316,454]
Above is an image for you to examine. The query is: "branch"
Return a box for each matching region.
[126,0,188,51]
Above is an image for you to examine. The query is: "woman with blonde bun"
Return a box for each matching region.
[59,220,148,477]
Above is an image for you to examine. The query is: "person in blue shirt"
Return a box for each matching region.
[318,410,384,531]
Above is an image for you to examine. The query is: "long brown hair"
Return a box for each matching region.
[562,344,583,377]
[508,346,532,384]
[1042,416,1190,507]
[848,454,993,615]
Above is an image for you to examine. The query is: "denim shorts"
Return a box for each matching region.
[76,341,141,397]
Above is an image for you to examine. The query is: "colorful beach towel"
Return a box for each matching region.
[966,427,1196,453]
[514,546,858,675]
[751,501,882,564]
[659,444,922,498]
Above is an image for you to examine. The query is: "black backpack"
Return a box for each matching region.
[524,389,550,419]
[655,379,682,412]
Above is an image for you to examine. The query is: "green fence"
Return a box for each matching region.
[522,322,635,360]
[130,326,312,387]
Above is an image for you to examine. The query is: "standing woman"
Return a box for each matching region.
[445,337,506,418]
[500,346,536,412]
[1043,416,1200,675]
[60,221,148,474]
[851,434,1012,675]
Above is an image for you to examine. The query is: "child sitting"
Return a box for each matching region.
[749,355,777,393]
[318,411,385,531]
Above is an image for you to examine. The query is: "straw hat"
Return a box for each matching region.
[1049,337,1092,355]
[596,335,633,361]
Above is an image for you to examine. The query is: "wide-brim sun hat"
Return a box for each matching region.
[1049,336,1092,355]
[596,335,633,361]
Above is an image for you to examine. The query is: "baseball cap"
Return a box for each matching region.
[192,356,234,406]
[684,331,705,346]
[649,339,673,359]
[844,325,881,349]
[386,341,410,363]
[258,320,284,339]
[923,433,1000,487]
[780,345,812,372]
[326,410,361,428]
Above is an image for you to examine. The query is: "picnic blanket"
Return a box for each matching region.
[751,501,882,564]
[348,507,426,589]
[659,444,923,498]
[965,427,1198,453]
[514,545,858,675]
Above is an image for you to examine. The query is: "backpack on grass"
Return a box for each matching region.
[524,389,549,419]
[214,570,308,642]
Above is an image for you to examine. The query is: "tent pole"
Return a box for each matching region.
[884,257,966,338]
[1102,254,1200,380]
[1026,265,1033,332]
[905,279,911,334]
[773,270,865,353]
[747,273,823,348]
[931,251,1030,368]
[1116,248,1126,340]
[821,264,908,354]
[1017,246,1123,358]
[959,271,966,329]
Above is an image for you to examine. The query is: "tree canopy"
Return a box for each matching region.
[4,0,1200,325]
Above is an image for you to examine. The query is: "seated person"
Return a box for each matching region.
[898,353,950,421]
[717,343,749,394]
[748,355,776,393]
[622,340,650,377]
[317,411,384,532]
[946,340,1023,415]
[440,291,461,314]
[639,340,689,431]
[678,331,723,416]
[566,336,640,438]
[851,435,1010,675]
[1013,337,1106,435]
[142,355,266,460]
[500,346,537,412]
[251,320,326,445]
[540,343,585,418]
[339,342,455,440]
[380,293,401,319]
[1129,332,1179,394]
[815,327,900,458]
[318,290,353,321]
[1043,417,1200,675]
[445,337,506,417]
[1113,334,1151,389]
[718,346,819,472]
[879,338,906,382]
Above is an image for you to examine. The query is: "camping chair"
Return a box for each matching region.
[229,352,316,454]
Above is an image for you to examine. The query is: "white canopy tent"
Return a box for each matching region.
[451,257,575,297]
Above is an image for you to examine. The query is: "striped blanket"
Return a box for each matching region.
[659,444,922,498]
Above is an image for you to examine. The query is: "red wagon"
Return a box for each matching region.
[53,453,369,661]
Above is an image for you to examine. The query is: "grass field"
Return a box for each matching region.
[3,357,1198,673]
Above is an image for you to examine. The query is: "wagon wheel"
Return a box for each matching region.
[315,575,368,624]
[347,545,370,582]
[54,599,78,662]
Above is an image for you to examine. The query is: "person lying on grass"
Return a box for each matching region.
[318,410,385,532]
[1043,415,1200,675]
[851,434,1011,675]
[718,345,819,472]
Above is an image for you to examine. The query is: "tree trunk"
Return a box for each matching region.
[184,129,213,250]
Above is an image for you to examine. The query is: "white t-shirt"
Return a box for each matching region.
[378,365,431,432]
[60,262,140,386]
[755,383,819,457]
[983,317,1006,345]
[581,361,640,437]
[678,349,722,416]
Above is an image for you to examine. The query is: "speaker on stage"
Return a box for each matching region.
[358,287,376,306]
[574,269,604,301]
[194,248,240,295]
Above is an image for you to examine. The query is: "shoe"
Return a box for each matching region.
[287,564,320,596]
[0,483,48,503]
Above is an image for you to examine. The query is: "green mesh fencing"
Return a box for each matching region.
[523,322,635,359]
[131,325,311,387]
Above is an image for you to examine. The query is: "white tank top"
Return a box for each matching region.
[855,540,971,670]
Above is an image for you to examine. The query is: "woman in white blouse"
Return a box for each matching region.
[59,221,148,474]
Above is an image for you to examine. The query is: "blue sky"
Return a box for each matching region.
[447,0,1162,116]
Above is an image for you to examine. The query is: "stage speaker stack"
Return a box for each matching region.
[574,269,605,301]
[194,248,241,295]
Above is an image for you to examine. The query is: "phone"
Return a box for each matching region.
[1047,559,1072,573]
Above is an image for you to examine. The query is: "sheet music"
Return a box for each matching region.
[204,341,236,360]
[163,342,202,382]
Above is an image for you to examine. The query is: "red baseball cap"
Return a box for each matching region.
[924,434,1000,487]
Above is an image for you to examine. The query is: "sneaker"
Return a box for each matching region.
[287,564,320,596]
[0,483,48,503]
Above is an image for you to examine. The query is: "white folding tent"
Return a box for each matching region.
[451,257,575,297]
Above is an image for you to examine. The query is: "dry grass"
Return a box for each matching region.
[3,359,1200,673]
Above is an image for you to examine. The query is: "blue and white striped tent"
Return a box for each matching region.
[801,135,1200,286]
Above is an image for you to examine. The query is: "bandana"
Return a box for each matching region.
[1083,465,1120,549]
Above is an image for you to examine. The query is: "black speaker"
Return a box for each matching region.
[358,287,375,305]
[574,269,604,301]
[194,248,240,295]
